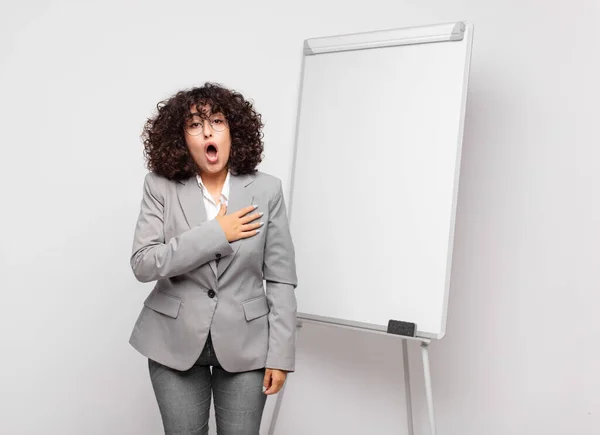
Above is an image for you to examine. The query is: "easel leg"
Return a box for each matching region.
[402,339,415,435]
[420,342,437,435]
[267,378,286,435]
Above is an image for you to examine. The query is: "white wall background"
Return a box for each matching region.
[1,1,598,434]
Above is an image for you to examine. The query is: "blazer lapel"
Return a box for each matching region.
[218,172,255,278]
[176,177,218,277]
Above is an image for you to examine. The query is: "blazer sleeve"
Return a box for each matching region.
[130,173,233,283]
[263,178,298,372]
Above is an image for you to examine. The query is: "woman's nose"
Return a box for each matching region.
[203,120,212,138]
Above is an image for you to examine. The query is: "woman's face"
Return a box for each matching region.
[184,104,231,176]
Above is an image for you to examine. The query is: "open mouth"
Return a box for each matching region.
[205,144,218,164]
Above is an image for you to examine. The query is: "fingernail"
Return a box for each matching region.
[259,222,264,226]
[256,229,261,233]
[253,204,258,208]
[262,386,266,393]
[259,212,264,216]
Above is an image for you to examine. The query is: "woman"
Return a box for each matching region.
[128,82,298,435]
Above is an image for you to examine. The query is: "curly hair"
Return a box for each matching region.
[141,82,264,181]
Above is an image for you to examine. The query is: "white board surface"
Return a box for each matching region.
[288,22,473,338]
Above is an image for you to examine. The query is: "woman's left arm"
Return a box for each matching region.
[262,178,298,375]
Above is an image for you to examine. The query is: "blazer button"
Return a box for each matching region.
[216,253,221,259]
[208,290,216,298]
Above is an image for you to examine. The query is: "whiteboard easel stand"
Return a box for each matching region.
[268,21,473,435]
[268,319,438,435]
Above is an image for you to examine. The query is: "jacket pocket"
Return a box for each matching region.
[242,294,270,321]
[144,290,182,318]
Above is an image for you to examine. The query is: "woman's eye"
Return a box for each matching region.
[190,123,200,128]
[212,119,223,124]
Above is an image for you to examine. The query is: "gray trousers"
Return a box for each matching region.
[148,333,267,435]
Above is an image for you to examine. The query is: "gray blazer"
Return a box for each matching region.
[128,171,298,373]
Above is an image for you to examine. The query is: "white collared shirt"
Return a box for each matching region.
[196,171,230,220]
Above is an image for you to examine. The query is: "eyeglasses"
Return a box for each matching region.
[184,116,228,136]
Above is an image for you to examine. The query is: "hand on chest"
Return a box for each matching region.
[164,175,268,276]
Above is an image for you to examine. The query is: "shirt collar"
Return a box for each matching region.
[196,171,230,201]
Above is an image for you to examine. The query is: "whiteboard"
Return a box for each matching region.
[288,22,473,339]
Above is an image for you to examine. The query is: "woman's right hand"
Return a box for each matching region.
[216,204,264,242]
